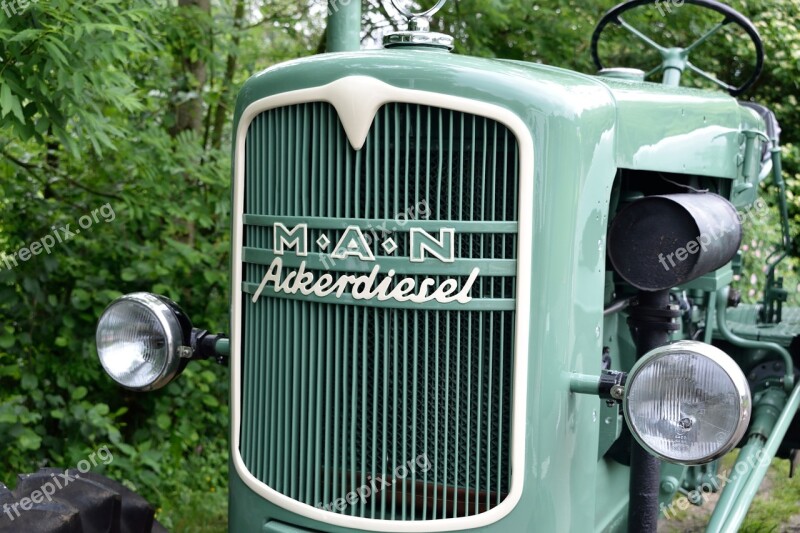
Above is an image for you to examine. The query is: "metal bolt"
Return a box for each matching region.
[178,346,194,359]
[687,490,703,505]
[679,417,693,429]
[610,384,625,400]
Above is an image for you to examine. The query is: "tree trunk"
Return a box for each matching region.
[171,0,210,248]
[210,0,246,150]
[172,0,210,136]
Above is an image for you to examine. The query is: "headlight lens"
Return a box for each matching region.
[624,340,751,465]
[96,293,190,391]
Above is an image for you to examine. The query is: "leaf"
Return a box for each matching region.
[115,442,137,456]
[0,330,15,349]
[21,373,38,390]
[18,429,42,451]
[42,40,70,67]
[70,288,92,310]
[8,28,45,42]
[156,414,171,430]
[71,386,88,401]
[0,83,18,120]
[202,396,219,408]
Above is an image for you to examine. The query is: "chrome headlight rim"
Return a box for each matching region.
[96,292,191,392]
[623,340,751,465]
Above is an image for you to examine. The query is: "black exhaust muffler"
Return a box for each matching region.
[608,193,742,291]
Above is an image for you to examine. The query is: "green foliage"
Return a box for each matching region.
[739,184,800,306]
[0,0,308,528]
[0,0,156,155]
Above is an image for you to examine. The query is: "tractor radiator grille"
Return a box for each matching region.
[240,102,520,521]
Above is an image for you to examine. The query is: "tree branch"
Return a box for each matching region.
[1,149,124,202]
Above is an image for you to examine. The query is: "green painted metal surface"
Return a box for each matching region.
[715,288,794,389]
[326,0,361,53]
[264,521,318,533]
[725,304,800,346]
[680,264,733,293]
[228,47,777,533]
[236,51,765,187]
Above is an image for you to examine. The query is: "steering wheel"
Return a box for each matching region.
[591,0,764,96]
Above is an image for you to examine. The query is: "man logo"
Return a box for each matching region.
[251,224,478,305]
[272,223,455,263]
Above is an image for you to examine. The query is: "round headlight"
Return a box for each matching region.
[623,340,751,465]
[96,293,191,391]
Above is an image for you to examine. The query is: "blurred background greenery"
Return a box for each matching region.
[0,1,797,531]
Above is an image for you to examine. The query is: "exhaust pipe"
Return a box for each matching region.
[608,193,742,291]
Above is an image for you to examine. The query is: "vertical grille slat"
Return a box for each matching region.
[241,102,520,522]
[313,304,323,506]
[418,313,424,520]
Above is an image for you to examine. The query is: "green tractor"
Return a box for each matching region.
[15,0,800,531]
